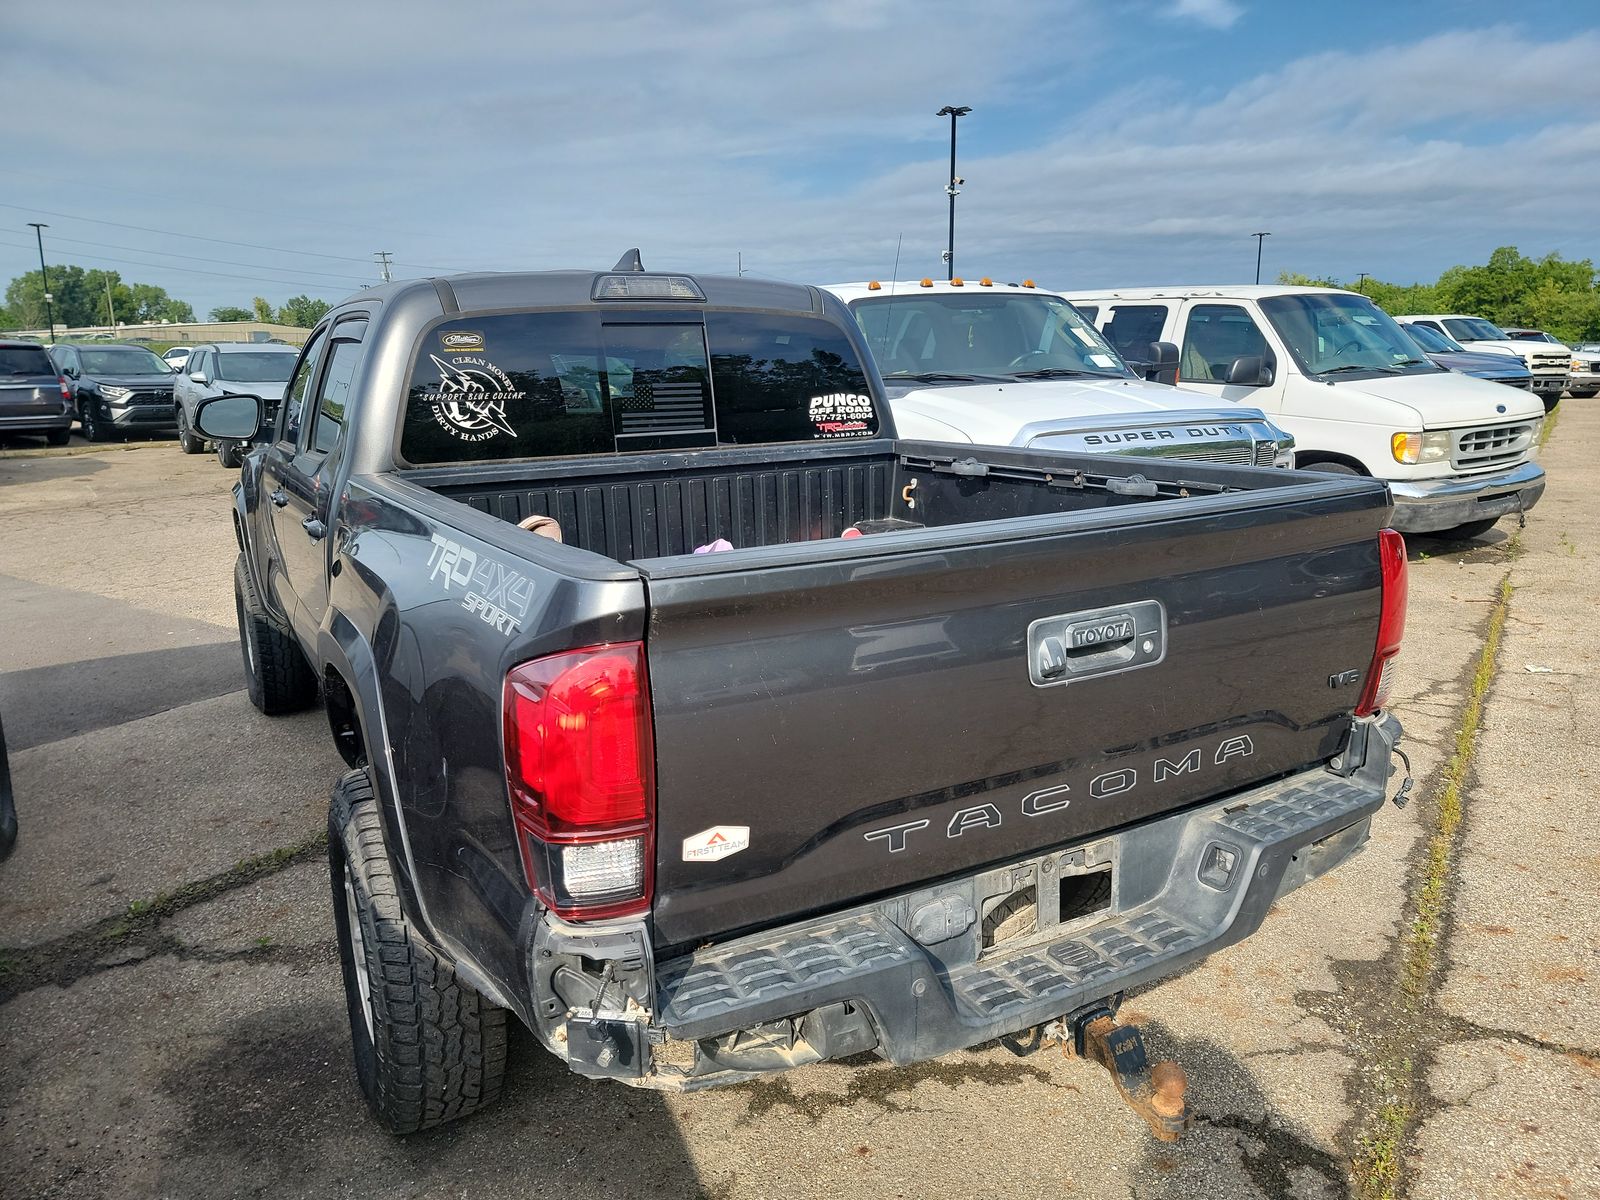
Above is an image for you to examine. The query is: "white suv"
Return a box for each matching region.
[1395,315,1569,409]
[1067,286,1546,540]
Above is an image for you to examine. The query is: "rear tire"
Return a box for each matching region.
[216,439,243,469]
[1442,517,1500,541]
[329,768,508,1134]
[1300,460,1362,476]
[234,554,317,714]
[177,407,205,454]
[1569,389,1597,399]
[45,428,70,447]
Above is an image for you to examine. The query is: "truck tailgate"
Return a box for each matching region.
[640,483,1391,948]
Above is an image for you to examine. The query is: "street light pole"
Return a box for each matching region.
[1252,232,1270,285]
[27,223,55,336]
[937,105,971,281]
[1356,272,1369,294]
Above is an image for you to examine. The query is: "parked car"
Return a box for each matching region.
[1566,343,1600,398]
[1401,322,1534,389]
[173,342,299,467]
[1394,315,1569,409]
[194,261,1406,1137]
[824,280,1293,467]
[0,339,74,446]
[163,346,193,373]
[50,343,178,442]
[1068,286,1546,540]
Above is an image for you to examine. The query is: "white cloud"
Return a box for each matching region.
[0,8,1596,312]
[1167,0,1244,30]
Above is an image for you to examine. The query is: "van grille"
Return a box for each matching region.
[1453,423,1536,469]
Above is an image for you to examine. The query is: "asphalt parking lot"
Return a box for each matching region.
[1,410,1596,1200]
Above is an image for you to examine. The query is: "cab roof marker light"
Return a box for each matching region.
[950,277,964,286]
[979,277,993,286]
[867,281,882,290]
[1022,279,1036,288]
[591,274,706,302]
[920,278,934,288]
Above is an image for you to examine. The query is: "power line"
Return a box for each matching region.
[9,229,373,284]
[0,200,465,273]
[0,234,360,294]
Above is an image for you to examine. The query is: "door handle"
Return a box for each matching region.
[270,489,288,508]
[302,517,327,541]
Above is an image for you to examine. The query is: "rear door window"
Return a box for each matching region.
[1102,305,1169,368]
[401,310,878,464]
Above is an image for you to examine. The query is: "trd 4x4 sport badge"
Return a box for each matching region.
[682,826,750,863]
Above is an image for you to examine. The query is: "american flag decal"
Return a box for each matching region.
[618,377,710,434]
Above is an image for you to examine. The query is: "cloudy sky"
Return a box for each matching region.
[2,0,1597,318]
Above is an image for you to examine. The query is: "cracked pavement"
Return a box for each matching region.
[0,409,1595,1199]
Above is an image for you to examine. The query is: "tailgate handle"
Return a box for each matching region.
[1029,601,1165,688]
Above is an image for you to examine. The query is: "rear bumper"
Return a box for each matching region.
[536,714,1402,1089]
[1387,461,1545,533]
[0,412,72,433]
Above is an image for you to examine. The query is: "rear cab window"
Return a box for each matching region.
[400,309,878,465]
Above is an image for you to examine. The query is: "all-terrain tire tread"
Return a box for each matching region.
[330,770,507,1134]
[234,554,317,715]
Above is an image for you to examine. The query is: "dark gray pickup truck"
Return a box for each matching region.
[197,257,1408,1139]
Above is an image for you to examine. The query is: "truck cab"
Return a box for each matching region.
[1069,286,1547,540]
[825,279,1294,468]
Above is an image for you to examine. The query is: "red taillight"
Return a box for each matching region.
[58,376,70,401]
[503,643,654,919]
[1355,529,1408,716]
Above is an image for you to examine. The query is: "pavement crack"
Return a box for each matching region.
[0,829,326,1005]
[1296,564,1517,1200]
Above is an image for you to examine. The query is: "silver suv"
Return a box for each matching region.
[174,342,299,466]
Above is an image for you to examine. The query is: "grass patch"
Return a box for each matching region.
[1400,574,1513,997]
[1539,404,1561,448]
[1354,1078,1414,1200]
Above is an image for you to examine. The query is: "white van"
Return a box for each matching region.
[1067,286,1546,539]
[824,279,1294,469]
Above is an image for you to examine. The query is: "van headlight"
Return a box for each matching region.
[1391,430,1453,464]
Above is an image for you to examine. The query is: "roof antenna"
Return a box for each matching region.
[613,248,645,272]
[879,233,903,364]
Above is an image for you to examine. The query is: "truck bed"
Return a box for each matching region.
[415,438,1329,563]
[403,440,1393,952]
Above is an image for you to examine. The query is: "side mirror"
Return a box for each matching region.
[194,393,263,440]
[1143,341,1180,386]
[1228,355,1272,387]
[189,371,209,385]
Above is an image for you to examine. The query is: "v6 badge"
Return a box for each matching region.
[682,825,750,863]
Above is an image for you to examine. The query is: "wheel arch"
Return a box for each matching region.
[1294,450,1371,475]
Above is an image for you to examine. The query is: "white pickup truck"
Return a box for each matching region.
[823,280,1294,468]
[1068,286,1547,541]
[1394,315,1570,410]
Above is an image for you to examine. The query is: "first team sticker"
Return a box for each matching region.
[682,825,750,863]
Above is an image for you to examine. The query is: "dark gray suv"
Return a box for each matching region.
[0,340,73,446]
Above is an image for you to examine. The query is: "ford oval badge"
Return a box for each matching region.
[1497,403,1506,413]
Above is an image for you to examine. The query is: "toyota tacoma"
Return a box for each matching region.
[196,255,1409,1139]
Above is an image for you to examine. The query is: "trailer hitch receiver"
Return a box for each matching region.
[1074,1011,1193,1142]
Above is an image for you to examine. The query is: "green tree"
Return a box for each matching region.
[276,295,330,327]
[2,264,194,330]
[209,305,254,322]
[251,296,273,322]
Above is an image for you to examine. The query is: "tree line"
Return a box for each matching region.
[0,264,330,331]
[1281,246,1600,344]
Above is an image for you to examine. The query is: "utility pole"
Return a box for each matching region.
[1355,272,1369,294]
[104,275,117,329]
[737,251,744,277]
[374,251,393,283]
[937,105,971,281]
[1252,231,1270,285]
[27,223,55,336]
